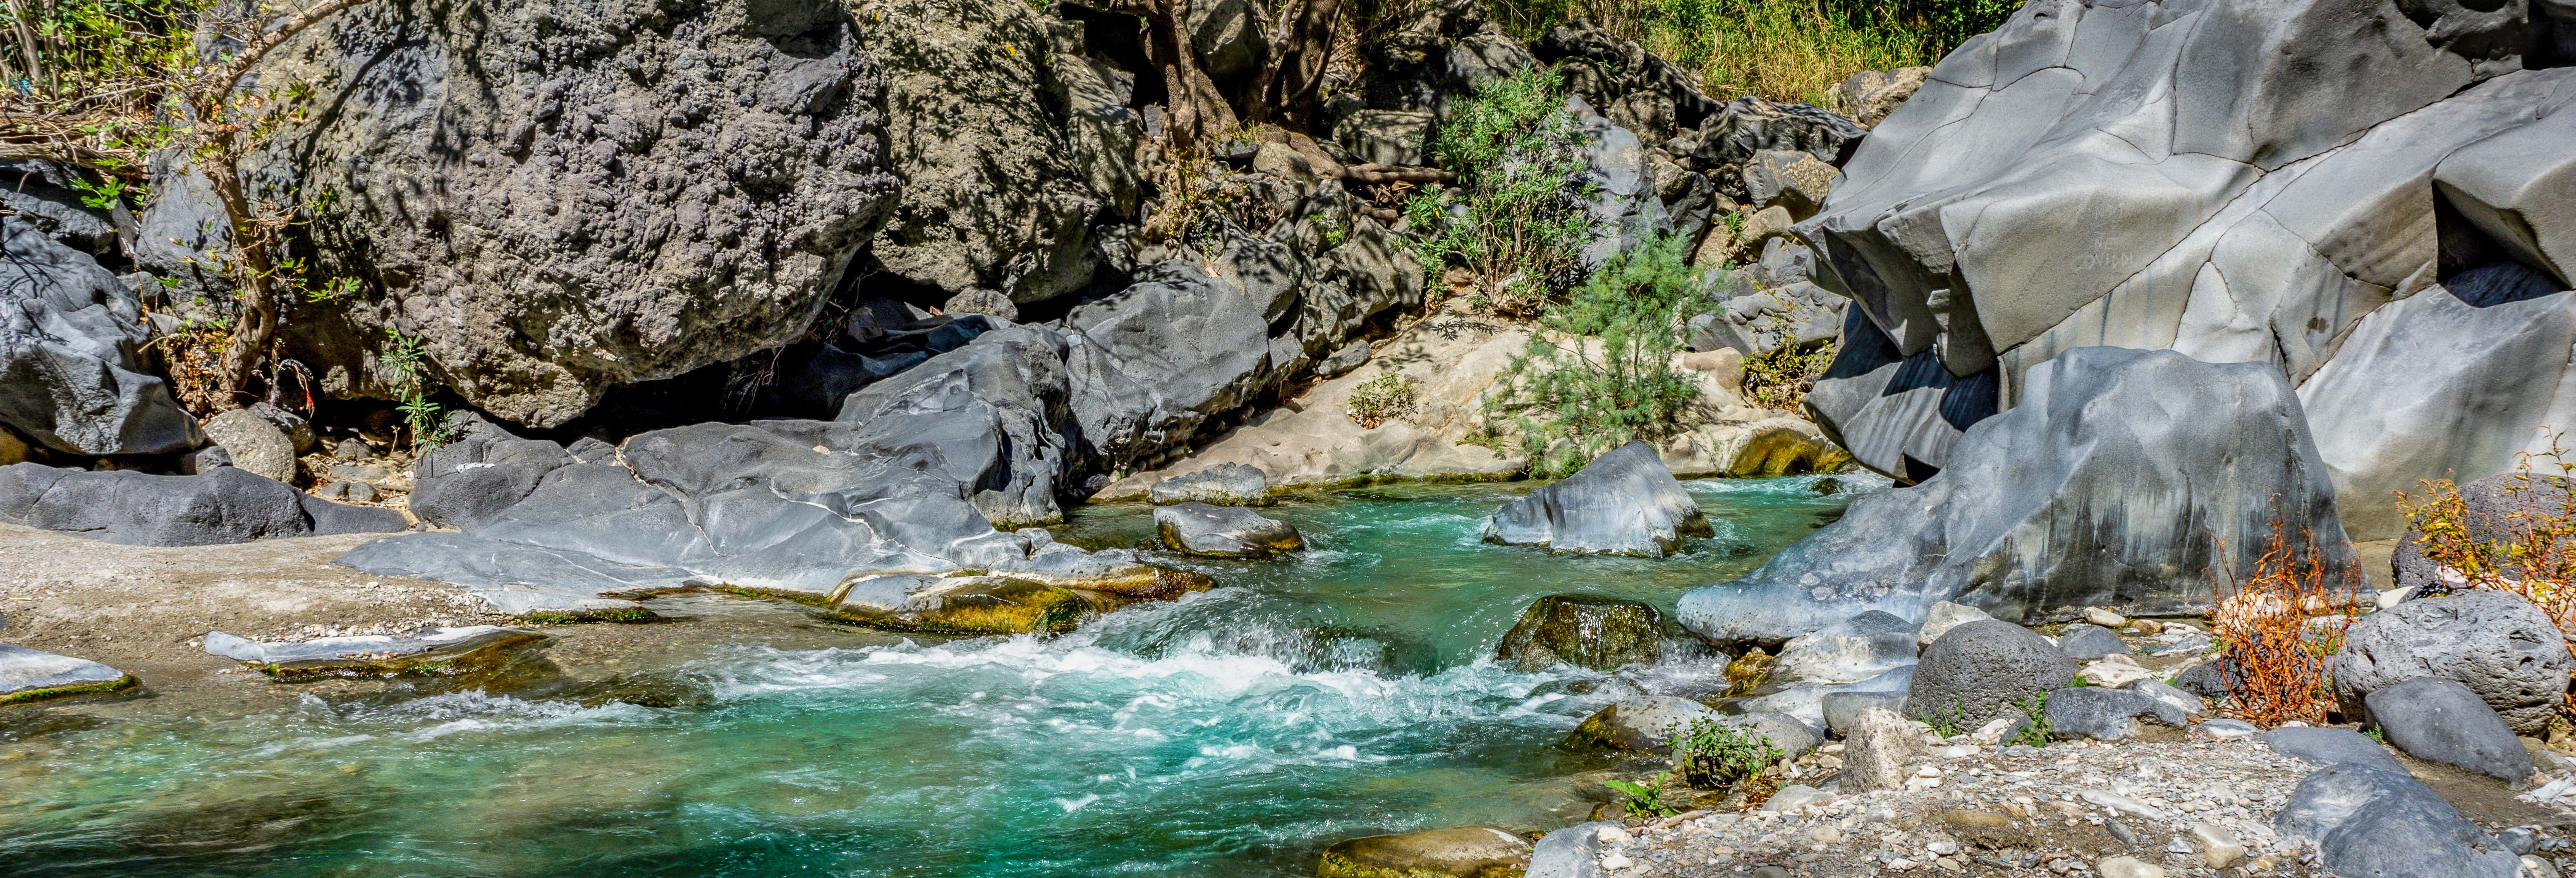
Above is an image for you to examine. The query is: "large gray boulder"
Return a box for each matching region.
[1494,594,1665,672]
[1680,347,2357,643]
[152,0,898,427]
[1482,441,1713,556]
[0,219,198,456]
[1768,610,1919,687]
[0,463,407,546]
[1902,620,2075,727]
[1531,19,1723,143]
[2364,676,2537,782]
[340,327,1181,620]
[2274,763,2519,878]
[1154,502,1304,557]
[2335,589,2572,735]
[1794,0,2576,543]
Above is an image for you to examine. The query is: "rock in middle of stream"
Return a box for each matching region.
[1483,441,1712,556]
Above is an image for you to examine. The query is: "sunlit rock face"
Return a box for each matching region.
[1795,0,2576,539]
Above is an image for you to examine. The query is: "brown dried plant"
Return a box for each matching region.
[2205,517,2363,729]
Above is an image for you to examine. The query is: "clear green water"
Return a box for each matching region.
[0,475,1873,878]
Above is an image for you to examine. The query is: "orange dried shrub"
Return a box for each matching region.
[2205,519,2364,729]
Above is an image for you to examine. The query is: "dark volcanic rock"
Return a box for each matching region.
[2055,624,2131,661]
[0,463,407,546]
[1483,441,1713,556]
[2363,676,2536,782]
[1903,620,2076,728]
[2335,589,2572,735]
[151,0,899,426]
[1154,502,1304,557]
[2274,763,2518,878]
[1494,594,1665,672]
[0,219,198,456]
[1679,347,2357,644]
[2263,727,2405,773]
[2041,686,2184,742]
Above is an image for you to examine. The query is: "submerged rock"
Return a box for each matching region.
[1484,441,1713,556]
[1154,503,1304,557]
[203,626,544,678]
[1148,462,1272,506]
[1679,347,2356,644]
[1493,594,1664,672]
[0,644,134,705]
[831,575,1100,635]
[0,463,408,547]
[1318,826,1532,878]
[1563,695,1712,754]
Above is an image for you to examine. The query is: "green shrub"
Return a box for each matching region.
[1668,714,1782,790]
[1485,230,1705,477]
[1405,64,1601,316]
[2005,692,2051,747]
[1345,372,1419,428]
[1604,771,1683,817]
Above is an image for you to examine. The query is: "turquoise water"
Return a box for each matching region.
[0,475,1874,877]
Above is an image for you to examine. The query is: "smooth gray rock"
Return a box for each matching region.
[2056,624,2131,661]
[2364,676,2537,782]
[2042,686,2185,742]
[2126,678,2207,719]
[2264,727,2405,773]
[2273,763,2519,878]
[1918,600,1991,647]
[1148,462,1271,506]
[2336,590,2573,735]
[341,328,1169,617]
[1525,820,1619,878]
[1822,690,1907,738]
[1316,339,1371,378]
[1679,347,2357,644]
[201,409,298,483]
[1564,695,1712,754]
[204,626,543,674]
[159,0,898,427]
[1154,502,1303,557]
[0,643,129,702]
[1904,620,2075,727]
[1771,610,1920,686]
[1797,0,2576,535]
[244,402,317,455]
[1483,441,1713,556]
[0,463,406,546]
[0,218,198,456]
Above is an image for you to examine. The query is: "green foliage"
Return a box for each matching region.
[1313,211,1348,249]
[1405,64,1600,316]
[1345,372,1419,429]
[381,328,450,450]
[1470,0,2020,105]
[2005,692,2051,747]
[1486,230,1705,478]
[1738,308,1837,410]
[2364,726,2385,744]
[68,175,131,210]
[1604,771,1683,818]
[1920,698,1970,738]
[1668,715,1782,790]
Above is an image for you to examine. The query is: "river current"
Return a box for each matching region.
[0,474,1878,877]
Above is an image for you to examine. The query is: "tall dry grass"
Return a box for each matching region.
[1477,0,2018,105]
[2205,519,2363,729]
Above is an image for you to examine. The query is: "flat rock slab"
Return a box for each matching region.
[2263,727,2404,773]
[0,643,133,704]
[204,626,545,678]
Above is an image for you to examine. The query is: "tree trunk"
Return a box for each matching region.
[203,143,277,408]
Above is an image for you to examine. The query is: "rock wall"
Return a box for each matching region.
[1796,0,2576,538]
[0,219,199,456]
[143,0,899,427]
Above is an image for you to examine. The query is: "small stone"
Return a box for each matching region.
[2095,855,2164,878]
[2106,819,2137,843]
[2194,718,2259,739]
[2504,827,2541,856]
[1811,826,1843,845]
[2080,658,2152,688]
[2192,822,2246,868]
[2526,855,2562,878]
[2084,607,2129,627]
[1762,784,1829,813]
[1599,851,1632,870]
[2129,619,2164,635]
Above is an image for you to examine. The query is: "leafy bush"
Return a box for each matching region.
[1668,715,1781,790]
[2004,692,2050,747]
[382,329,452,450]
[1485,230,1705,478]
[1473,0,2021,105]
[1405,64,1600,316]
[2396,436,2576,719]
[1604,771,1682,817]
[1740,329,1836,410]
[1345,372,1419,428]
[2205,518,2363,728]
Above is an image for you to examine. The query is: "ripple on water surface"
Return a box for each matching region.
[0,474,1879,877]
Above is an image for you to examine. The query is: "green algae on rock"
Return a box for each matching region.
[203,627,549,681]
[1318,826,1533,878]
[1493,594,1665,672]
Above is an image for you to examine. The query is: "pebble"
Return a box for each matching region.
[2096,855,2164,878]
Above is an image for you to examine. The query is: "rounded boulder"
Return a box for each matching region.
[1493,594,1664,672]
[1904,620,2077,727]
[2335,589,2573,735]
